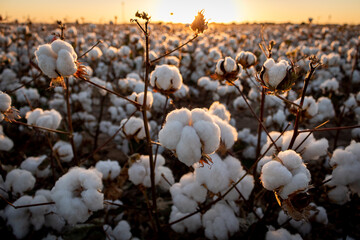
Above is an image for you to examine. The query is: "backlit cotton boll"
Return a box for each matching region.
[260,58,290,89]
[35,39,77,78]
[53,140,74,162]
[26,108,62,130]
[0,91,11,112]
[128,154,174,190]
[261,150,311,199]
[150,64,183,94]
[5,169,36,195]
[51,167,104,224]
[202,202,240,240]
[214,57,241,82]
[95,160,121,180]
[159,108,220,166]
[120,116,149,141]
[236,51,257,68]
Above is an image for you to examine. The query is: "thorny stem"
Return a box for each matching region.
[140,19,161,235]
[228,81,280,152]
[79,77,141,108]
[65,77,78,165]
[12,120,70,135]
[288,63,318,149]
[150,35,198,64]
[168,123,291,226]
[78,40,102,59]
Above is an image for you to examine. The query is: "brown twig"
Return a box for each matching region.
[78,40,102,59]
[12,120,70,135]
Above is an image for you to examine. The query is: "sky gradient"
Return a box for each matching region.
[1,0,360,24]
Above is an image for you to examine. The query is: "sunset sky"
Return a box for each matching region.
[1,0,360,24]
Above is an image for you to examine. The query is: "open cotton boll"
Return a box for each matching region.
[170,172,207,213]
[51,167,103,224]
[279,173,310,199]
[211,115,237,150]
[4,195,48,239]
[278,150,303,170]
[0,91,11,112]
[158,121,183,149]
[20,155,51,178]
[327,185,350,205]
[109,220,132,240]
[5,169,36,195]
[257,156,273,174]
[262,58,290,89]
[137,91,153,109]
[95,160,121,180]
[150,64,183,93]
[198,76,219,91]
[293,96,318,118]
[215,56,239,75]
[0,125,14,151]
[233,96,248,110]
[35,45,58,78]
[202,202,239,240]
[195,154,230,193]
[193,120,220,153]
[53,140,73,162]
[169,205,202,233]
[236,51,257,68]
[265,227,302,240]
[164,108,191,126]
[26,108,62,130]
[320,78,339,93]
[209,101,231,122]
[87,46,103,61]
[310,97,335,123]
[175,126,202,166]
[261,161,292,191]
[120,116,148,140]
[56,49,77,76]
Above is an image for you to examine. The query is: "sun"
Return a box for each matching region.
[155,0,243,24]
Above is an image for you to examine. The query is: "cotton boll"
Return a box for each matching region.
[51,167,103,224]
[56,49,77,76]
[0,125,14,151]
[111,220,132,240]
[266,227,302,240]
[164,108,191,126]
[95,160,121,180]
[301,138,329,160]
[257,156,273,174]
[128,162,146,185]
[120,116,148,140]
[202,202,239,240]
[176,126,202,166]
[278,150,303,170]
[170,172,207,213]
[262,58,290,89]
[328,185,350,205]
[137,91,153,109]
[26,108,62,130]
[279,173,310,199]
[158,121,184,149]
[53,140,74,162]
[150,64,183,93]
[212,115,237,150]
[198,76,219,91]
[169,205,202,233]
[261,161,292,191]
[87,46,103,61]
[20,155,51,178]
[195,154,229,193]
[0,91,11,112]
[193,120,220,153]
[293,96,318,118]
[233,96,248,110]
[209,101,231,122]
[35,45,58,78]
[5,169,36,195]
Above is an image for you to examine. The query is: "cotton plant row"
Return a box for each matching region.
[0,16,360,240]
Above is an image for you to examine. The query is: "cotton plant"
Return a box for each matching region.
[95,159,121,180]
[236,51,257,69]
[325,141,360,205]
[50,167,104,224]
[25,108,62,130]
[159,108,220,166]
[260,150,312,220]
[20,155,51,178]
[150,64,183,94]
[290,96,318,120]
[128,154,174,190]
[120,116,149,141]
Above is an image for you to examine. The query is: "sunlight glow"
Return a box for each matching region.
[155,0,243,23]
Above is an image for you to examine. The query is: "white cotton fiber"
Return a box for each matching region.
[95,160,121,180]
[278,150,303,170]
[0,91,11,112]
[176,126,202,166]
[169,205,202,233]
[193,120,220,153]
[261,161,292,190]
[53,140,73,162]
[26,108,62,130]
[262,58,289,89]
[158,121,183,149]
[20,155,50,178]
[279,173,310,199]
[5,169,36,195]
[266,227,302,240]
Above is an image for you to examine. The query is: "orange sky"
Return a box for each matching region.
[1,0,360,24]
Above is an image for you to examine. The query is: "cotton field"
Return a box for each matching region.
[0,11,360,240]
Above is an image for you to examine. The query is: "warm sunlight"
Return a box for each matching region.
[155,0,243,23]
